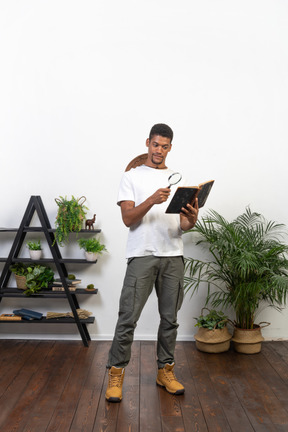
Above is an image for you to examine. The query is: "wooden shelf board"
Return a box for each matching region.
[9,258,97,264]
[0,228,101,233]
[0,288,98,298]
[0,317,95,324]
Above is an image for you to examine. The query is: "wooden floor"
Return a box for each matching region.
[0,340,288,432]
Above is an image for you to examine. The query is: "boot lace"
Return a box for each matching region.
[108,372,123,388]
[164,368,177,382]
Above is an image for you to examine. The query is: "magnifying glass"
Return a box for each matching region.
[168,172,182,188]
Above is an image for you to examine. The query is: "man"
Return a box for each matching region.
[106,123,198,402]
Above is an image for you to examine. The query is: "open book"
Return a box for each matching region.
[165,180,214,214]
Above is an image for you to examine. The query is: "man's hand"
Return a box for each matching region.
[180,199,199,231]
[150,187,171,205]
[120,188,171,227]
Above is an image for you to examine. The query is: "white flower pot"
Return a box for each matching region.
[85,252,98,262]
[29,250,42,260]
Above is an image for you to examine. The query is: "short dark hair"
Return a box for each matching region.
[149,123,173,143]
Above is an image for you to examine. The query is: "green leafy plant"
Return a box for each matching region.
[77,237,107,254]
[10,262,28,276]
[26,240,42,250]
[10,263,54,296]
[194,308,228,330]
[68,274,76,280]
[184,207,288,329]
[24,265,54,296]
[86,284,95,290]
[54,195,88,246]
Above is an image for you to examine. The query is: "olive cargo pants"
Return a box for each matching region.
[107,256,184,369]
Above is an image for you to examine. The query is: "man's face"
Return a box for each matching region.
[146,135,172,168]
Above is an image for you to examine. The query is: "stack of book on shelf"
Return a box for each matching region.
[52,277,81,292]
[0,309,43,321]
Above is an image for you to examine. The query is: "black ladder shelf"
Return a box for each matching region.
[0,195,100,347]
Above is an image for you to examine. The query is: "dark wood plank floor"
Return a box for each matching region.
[0,340,288,431]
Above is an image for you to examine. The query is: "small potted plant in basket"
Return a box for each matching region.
[194,308,232,353]
[26,240,42,260]
[10,263,28,290]
[10,263,54,295]
[78,237,107,261]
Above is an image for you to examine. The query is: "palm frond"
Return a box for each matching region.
[184,207,288,329]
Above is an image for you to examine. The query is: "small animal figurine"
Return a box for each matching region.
[85,214,96,230]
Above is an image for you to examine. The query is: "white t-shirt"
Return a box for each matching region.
[117,165,188,258]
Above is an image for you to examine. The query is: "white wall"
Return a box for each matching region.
[0,0,288,341]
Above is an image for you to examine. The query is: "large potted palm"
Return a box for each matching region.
[184,207,288,353]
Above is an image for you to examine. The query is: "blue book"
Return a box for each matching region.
[13,309,43,320]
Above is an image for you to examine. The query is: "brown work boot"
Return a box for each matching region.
[105,366,125,402]
[156,363,185,395]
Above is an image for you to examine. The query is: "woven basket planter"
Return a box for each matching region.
[232,323,269,354]
[194,326,232,353]
[15,274,27,290]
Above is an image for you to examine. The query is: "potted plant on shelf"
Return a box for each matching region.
[194,308,232,353]
[24,264,54,296]
[10,263,28,290]
[54,195,88,246]
[10,263,54,296]
[184,207,288,354]
[26,240,42,260]
[77,237,107,261]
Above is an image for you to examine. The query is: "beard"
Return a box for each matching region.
[151,154,164,165]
